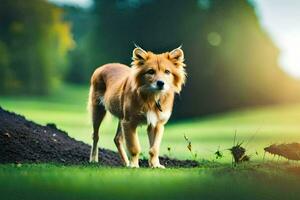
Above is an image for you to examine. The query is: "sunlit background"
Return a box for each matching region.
[254,0,300,78]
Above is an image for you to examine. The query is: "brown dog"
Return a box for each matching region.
[88,46,186,168]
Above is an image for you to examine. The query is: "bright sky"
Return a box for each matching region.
[48,0,300,78]
[254,0,300,78]
[48,0,93,8]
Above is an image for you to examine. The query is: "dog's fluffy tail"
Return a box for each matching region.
[87,68,106,118]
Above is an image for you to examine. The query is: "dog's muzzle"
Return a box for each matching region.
[156,80,165,90]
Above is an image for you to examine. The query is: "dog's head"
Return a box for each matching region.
[131,46,186,95]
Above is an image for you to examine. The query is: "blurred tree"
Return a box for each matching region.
[63,6,94,84]
[65,0,300,118]
[0,0,74,95]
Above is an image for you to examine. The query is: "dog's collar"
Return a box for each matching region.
[155,99,162,112]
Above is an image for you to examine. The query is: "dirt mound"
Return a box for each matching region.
[264,143,300,161]
[0,107,198,168]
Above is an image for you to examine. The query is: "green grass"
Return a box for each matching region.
[1,84,300,200]
[0,163,300,200]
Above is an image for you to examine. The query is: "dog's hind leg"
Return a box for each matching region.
[114,121,129,166]
[89,103,106,162]
[89,87,106,163]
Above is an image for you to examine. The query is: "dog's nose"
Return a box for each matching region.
[156,80,165,90]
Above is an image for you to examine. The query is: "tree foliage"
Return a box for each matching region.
[0,0,74,95]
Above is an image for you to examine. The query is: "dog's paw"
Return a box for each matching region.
[89,155,99,163]
[129,164,140,168]
[150,163,166,169]
[128,162,140,168]
[89,148,99,163]
[124,161,130,167]
[89,158,99,163]
[155,164,166,169]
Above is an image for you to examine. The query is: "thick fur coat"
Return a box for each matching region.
[88,46,186,168]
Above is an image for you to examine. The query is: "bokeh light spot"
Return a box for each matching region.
[207,32,222,46]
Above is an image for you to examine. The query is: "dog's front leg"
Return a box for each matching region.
[147,123,165,168]
[121,120,140,168]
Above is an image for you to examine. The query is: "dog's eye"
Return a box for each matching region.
[165,69,171,75]
[147,69,155,75]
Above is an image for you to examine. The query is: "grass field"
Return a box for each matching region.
[1,163,300,200]
[1,84,300,200]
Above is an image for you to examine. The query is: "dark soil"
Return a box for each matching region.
[264,143,300,161]
[0,107,198,168]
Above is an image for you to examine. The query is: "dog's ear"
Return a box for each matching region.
[168,46,185,66]
[169,46,186,93]
[132,47,148,63]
